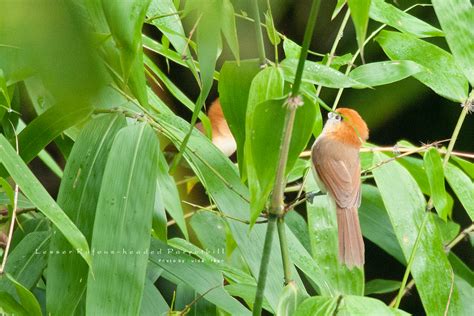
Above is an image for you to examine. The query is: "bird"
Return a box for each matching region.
[310,108,369,268]
[196,99,237,157]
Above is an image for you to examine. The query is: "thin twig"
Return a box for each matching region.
[444,270,455,316]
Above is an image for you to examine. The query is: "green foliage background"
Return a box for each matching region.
[0,0,472,315]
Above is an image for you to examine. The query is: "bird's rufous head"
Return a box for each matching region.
[323,108,369,147]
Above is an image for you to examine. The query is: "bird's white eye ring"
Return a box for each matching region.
[328,112,334,119]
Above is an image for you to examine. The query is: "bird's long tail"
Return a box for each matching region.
[336,207,365,268]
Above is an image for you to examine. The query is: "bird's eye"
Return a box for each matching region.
[334,114,342,121]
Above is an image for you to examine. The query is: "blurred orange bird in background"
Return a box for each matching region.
[311,108,369,268]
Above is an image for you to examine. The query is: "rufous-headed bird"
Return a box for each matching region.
[311,108,369,268]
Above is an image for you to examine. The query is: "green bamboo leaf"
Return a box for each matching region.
[370,0,444,38]
[1,231,50,292]
[349,60,424,87]
[149,239,251,315]
[225,283,273,312]
[338,295,409,315]
[5,274,42,316]
[424,148,450,220]
[265,12,281,46]
[372,152,462,314]
[17,104,92,165]
[359,185,405,264]
[219,0,240,62]
[365,279,401,295]
[247,96,316,226]
[452,156,474,178]
[101,0,151,80]
[432,0,474,86]
[294,296,337,315]
[0,291,28,316]
[85,123,159,315]
[190,212,226,255]
[375,30,468,102]
[218,59,261,170]
[155,112,331,309]
[146,0,199,81]
[0,46,35,86]
[157,151,188,239]
[139,279,169,316]
[285,210,311,253]
[306,176,364,295]
[332,0,347,20]
[281,58,367,89]
[445,163,474,221]
[347,0,371,60]
[0,135,91,265]
[47,114,126,315]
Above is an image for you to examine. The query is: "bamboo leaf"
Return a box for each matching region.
[218,59,261,171]
[281,58,367,89]
[0,135,91,266]
[375,30,468,102]
[365,279,401,295]
[432,0,474,86]
[445,163,474,221]
[424,148,450,220]
[86,123,159,315]
[372,152,462,314]
[5,274,42,316]
[47,114,126,315]
[149,239,251,315]
[349,60,424,87]
[370,0,444,38]
[347,0,371,60]
[306,175,364,295]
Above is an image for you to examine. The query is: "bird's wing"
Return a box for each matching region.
[312,139,361,208]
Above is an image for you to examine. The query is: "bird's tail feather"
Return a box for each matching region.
[336,207,365,268]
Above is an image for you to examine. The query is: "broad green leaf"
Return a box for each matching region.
[283,38,301,59]
[155,112,331,309]
[455,275,474,316]
[424,148,449,220]
[1,231,50,292]
[149,239,251,315]
[139,279,169,316]
[445,163,474,221]
[281,59,366,89]
[285,210,311,253]
[225,283,272,312]
[0,291,28,316]
[190,211,226,256]
[47,114,126,315]
[449,253,474,287]
[349,60,424,87]
[365,279,401,295]
[294,296,337,315]
[143,55,211,132]
[0,135,91,265]
[17,103,92,164]
[219,0,240,62]
[218,59,261,170]
[37,149,63,178]
[147,0,199,81]
[373,153,461,314]
[338,295,409,315]
[347,0,371,60]
[370,0,444,38]
[86,123,159,315]
[101,0,151,81]
[432,0,474,86]
[359,185,405,264]
[0,192,33,209]
[175,283,217,315]
[0,46,35,85]
[5,274,42,316]
[306,176,364,295]
[332,0,347,20]
[247,96,316,226]
[452,156,474,178]
[157,151,188,239]
[265,12,280,46]
[375,30,468,102]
